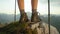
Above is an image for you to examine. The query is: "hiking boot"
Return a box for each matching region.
[31,10,41,22]
[19,10,29,23]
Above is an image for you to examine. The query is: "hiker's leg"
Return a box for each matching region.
[31,0,38,12]
[17,0,29,22]
[31,0,41,22]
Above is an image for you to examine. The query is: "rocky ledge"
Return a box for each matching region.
[29,21,59,34]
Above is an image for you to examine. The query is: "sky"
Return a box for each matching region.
[0,0,60,15]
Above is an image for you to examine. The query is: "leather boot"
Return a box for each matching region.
[19,10,29,23]
[31,9,41,22]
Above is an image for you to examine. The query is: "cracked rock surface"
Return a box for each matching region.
[30,21,59,34]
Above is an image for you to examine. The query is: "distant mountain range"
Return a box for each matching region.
[0,13,20,24]
[0,12,60,24]
[0,12,60,33]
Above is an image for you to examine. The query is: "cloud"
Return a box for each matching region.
[39,0,48,3]
[50,0,60,2]
[0,0,60,15]
[39,0,60,7]
[39,0,60,3]
[39,0,60,15]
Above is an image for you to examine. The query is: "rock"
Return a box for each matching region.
[30,21,59,34]
[0,21,59,34]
